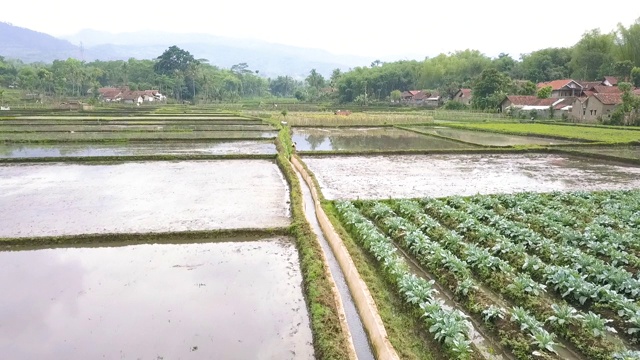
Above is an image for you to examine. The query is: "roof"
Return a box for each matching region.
[503,96,557,107]
[121,91,142,100]
[592,85,622,94]
[457,88,472,98]
[537,79,582,91]
[580,81,603,89]
[412,92,429,100]
[603,76,618,86]
[593,93,623,105]
[553,97,577,110]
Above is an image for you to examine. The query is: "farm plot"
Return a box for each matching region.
[0,160,290,238]
[334,190,640,359]
[302,153,640,200]
[0,124,275,132]
[0,130,277,142]
[0,140,277,158]
[0,238,314,359]
[408,126,583,147]
[0,119,265,125]
[292,127,476,152]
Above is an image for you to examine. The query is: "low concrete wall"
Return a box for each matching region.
[292,157,400,360]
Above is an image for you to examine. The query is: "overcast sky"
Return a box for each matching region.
[3,0,639,60]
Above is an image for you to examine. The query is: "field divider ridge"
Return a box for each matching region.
[291,155,400,360]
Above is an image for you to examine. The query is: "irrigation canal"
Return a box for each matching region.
[295,169,375,360]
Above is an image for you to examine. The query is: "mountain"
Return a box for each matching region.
[67,29,372,78]
[0,23,372,78]
[0,22,79,62]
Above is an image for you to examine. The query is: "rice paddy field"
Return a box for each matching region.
[407,126,584,147]
[292,127,476,151]
[0,109,328,360]
[5,107,640,360]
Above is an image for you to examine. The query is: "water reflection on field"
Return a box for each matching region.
[0,239,314,359]
[292,127,475,151]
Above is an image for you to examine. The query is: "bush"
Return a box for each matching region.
[443,101,468,110]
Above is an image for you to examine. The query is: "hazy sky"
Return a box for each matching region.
[3,0,639,60]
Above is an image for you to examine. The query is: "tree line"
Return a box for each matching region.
[332,19,640,109]
[0,19,639,108]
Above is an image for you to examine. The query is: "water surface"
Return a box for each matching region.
[0,239,314,359]
[0,141,276,158]
[302,153,640,199]
[292,127,475,151]
[0,160,290,238]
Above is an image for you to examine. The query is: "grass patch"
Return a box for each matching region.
[448,123,640,143]
[0,228,289,249]
[277,111,434,127]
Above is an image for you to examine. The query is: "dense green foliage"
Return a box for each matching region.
[335,190,640,359]
[329,18,640,108]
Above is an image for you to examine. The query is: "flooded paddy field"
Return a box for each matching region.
[291,127,475,151]
[0,140,277,158]
[567,145,640,160]
[0,160,290,238]
[0,238,314,359]
[0,120,265,126]
[0,130,277,142]
[0,124,275,132]
[409,126,583,146]
[3,115,251,121]
[302,153,640,199]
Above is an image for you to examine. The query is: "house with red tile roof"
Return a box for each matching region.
[603,76,618,86]
[401,90,440,106]
[570,93,623,123]
[500,95,575,118]
[537,79,583,98]
[451,88,472,106]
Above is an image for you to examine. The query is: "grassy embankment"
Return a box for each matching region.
[257,111,435,127]
[270,121,353,360]
[291,154,444,360]
[0,228,288,249]
[448,123,640,144]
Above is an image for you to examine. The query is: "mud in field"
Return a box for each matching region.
[410,126,582,146]
[292,127,475,151]
[0,239,314,360]
[302,153,640,199]
[0,160,290,238]
[0,141,277,158]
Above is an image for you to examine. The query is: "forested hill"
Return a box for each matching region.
[0,22,78,62]
[0,23,369,78]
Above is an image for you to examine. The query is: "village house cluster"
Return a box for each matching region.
[400,77,640,123]
[96,87,166,105]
